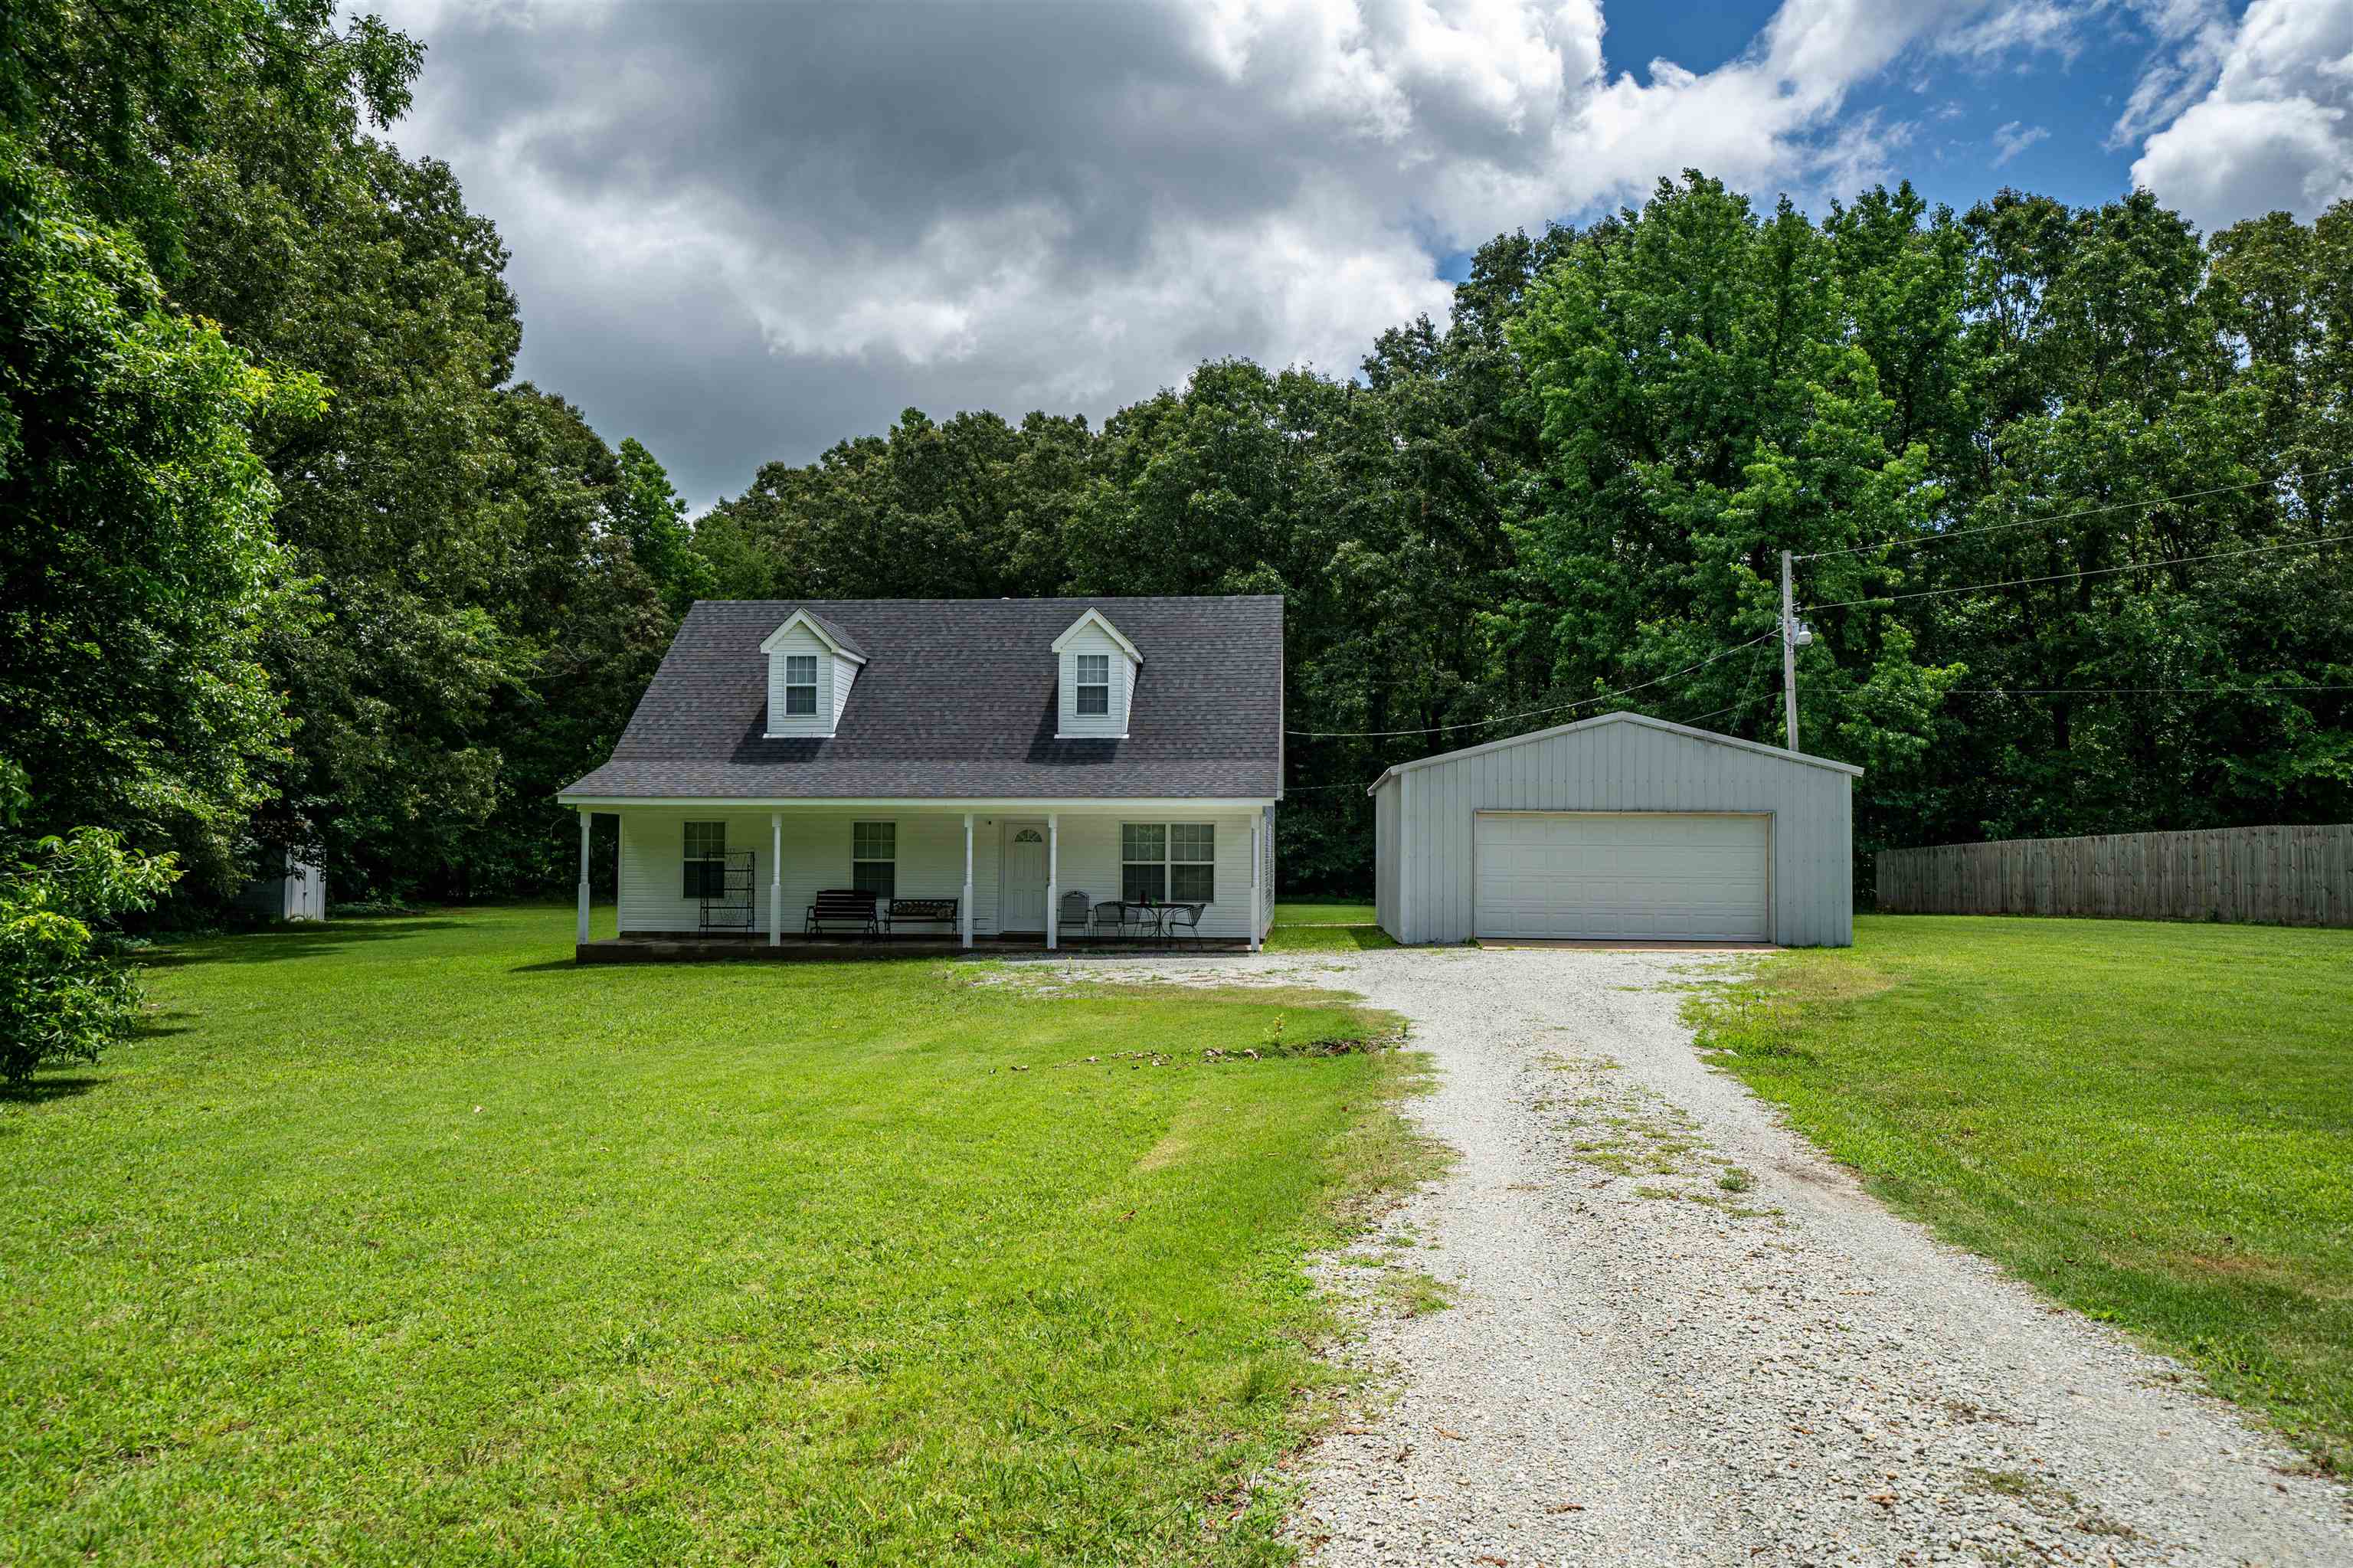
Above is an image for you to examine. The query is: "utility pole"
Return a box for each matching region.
[1779,549,1810,753]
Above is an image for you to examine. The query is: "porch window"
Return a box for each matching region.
[853,820,895,899]
[1075,653,1110,715]
[1121,823,1214,904]
[683,820,727,898]
[783,654,819,715]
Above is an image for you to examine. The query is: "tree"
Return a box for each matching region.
[1507,175,1962,800]
[612,437,715,615]
[0,140,320,886]
[1,0,420,276]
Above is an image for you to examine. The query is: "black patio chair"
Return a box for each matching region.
[1161,902,1206,948]
[1058,890,1091,938]
[1090,900,1127,941]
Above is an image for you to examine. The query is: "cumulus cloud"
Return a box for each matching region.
[377,0,2051,501]
[2126,0,2353,231]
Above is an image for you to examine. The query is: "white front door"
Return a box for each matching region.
[1000,820,1049,932]
[1474,811,1771,941]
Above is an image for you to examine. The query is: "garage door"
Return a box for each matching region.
[1474,812,1769,940]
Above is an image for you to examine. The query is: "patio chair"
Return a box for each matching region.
[1161,902,1206,948]
[1058,890,1091,936]
[1091,900,1127,941]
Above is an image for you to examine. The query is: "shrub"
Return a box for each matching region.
[0,788,180,1085]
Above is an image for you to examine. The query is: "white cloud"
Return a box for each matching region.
[375,0,2067,499]
[2126,0,2353,229]
[1991,120,2050,165]
[1933,2,2086,62]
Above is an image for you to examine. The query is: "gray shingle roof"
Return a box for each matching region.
[560,597,1283,801]
[797,608,863,659]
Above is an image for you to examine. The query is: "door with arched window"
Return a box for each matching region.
[1000,821,1048,932]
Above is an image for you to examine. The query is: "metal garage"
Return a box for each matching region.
[1370,712,1859,948]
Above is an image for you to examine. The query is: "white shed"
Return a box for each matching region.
[234,852,328,923]
[1370,712,1858,947]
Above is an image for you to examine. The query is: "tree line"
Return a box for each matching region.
[2,5,2348,1079]
[698,186,2351,888]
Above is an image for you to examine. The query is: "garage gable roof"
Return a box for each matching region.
[1365,710,1863,794]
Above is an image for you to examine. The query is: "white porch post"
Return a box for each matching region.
[1249,812,1263,953]
[1046,813,1059,951]
[961,813,975,949]
[768,812,783,946]
[575,810,592,945]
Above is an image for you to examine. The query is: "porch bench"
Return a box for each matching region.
[805,889,881,935]
[883,896,960,934]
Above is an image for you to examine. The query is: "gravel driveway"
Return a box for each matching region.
[1038,944,2350,1566]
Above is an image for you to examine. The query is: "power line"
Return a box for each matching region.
[1789,461,2353,564]
[1802,530,2353,614]
[1282,630,1779,738]
[1682,643,1778,731]
[1951,683,2353,696]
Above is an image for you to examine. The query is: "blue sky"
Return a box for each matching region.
[381,1,2352,504]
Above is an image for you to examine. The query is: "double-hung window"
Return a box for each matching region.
[1075,653,1111,716]
[683,820,727,898]
[783,654,820,716]
[1121,823,1214,904]
[853,821,896,899]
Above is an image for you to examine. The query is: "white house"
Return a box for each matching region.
[558,596,1282,956]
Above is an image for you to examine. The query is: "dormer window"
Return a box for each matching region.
[1076,654,1111,715]
[1052,607,1143,740]
[783,655,819,715]
[760,608,867,739]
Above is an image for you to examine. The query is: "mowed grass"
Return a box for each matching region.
[0,907,1434,1566]
[1269,900,1375,926]
[1692,915,2353,1474]
[1265,899,1392,953]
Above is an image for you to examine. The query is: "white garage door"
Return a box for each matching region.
[1474,812,1769,940]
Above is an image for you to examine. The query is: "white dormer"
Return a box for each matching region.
[760,609,866,738]
[1052,608,1142,740]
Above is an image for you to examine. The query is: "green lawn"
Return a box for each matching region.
[1264,899,1392,953]
[1270,899,1376,926]
[1692,915,2353,1475]
[0,907,1432,1566]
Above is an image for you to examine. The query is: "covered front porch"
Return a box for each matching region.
[572,930,1255,963]
[566,800,1275,960]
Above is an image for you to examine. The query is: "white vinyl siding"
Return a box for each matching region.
[830,652,858,727]
[1055,624,1134,738]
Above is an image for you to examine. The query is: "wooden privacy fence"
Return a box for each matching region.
[1876,824,2352,927]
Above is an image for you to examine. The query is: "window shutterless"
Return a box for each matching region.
[683,820,727,898]
[1075,653,1111,716]
[853,820,895,899]
[784,654,819,715]
[1121,822,1212,904]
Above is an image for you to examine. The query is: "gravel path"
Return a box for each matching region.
[1031,944,2350,1566]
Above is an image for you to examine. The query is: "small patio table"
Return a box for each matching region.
[1122,899,1167,941]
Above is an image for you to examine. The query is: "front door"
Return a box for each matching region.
[1000,820,1049,933]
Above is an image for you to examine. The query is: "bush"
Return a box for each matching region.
[0,820,180,1087]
